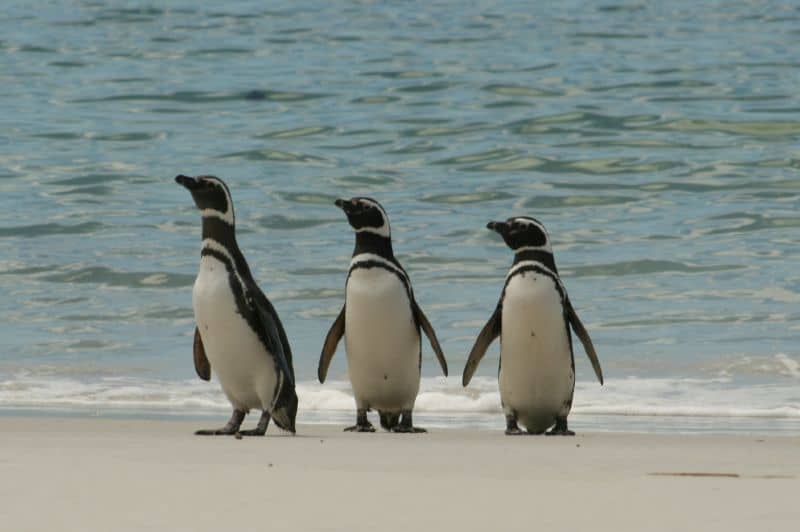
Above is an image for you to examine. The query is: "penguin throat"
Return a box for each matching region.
[513,248,557,273]
[202,216,237,249]
[353,231,394,259]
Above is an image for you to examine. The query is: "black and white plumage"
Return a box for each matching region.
[318,197,448,433]
[462,217,603,436]
[176,174,297,436]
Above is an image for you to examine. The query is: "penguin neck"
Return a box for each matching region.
[201,216,237,250]
[353,231,394,259]
[513,248,557,274]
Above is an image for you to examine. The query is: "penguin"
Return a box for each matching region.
[318,197,448,433]
[175,174,297,436]
[462,217,603,435]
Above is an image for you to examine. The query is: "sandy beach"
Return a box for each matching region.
[1,416,797,532]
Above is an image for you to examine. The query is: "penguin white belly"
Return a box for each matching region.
[345,267,420,412]
[499,271,574,433]
[192,256,278,412]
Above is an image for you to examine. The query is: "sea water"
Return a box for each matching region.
[1,1,799,433]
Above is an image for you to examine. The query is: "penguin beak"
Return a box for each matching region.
[487,221,508,235]
[175,174,201,190]
[335,198,355,214]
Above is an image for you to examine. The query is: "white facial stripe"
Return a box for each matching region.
[354,224,390,237]
[514,244,553,253]
[514,217,548,235]
[199,177,234,225]
[353,198,390,237]
[350,252,408,283]
[514,217,543,227]
[358,198,385,215]
[510,218,551,252]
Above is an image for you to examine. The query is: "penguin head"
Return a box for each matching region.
[487,216,552,253]
[175,174,235,225]
[335,197,390,238]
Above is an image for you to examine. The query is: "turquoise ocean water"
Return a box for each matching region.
[1,1,799,433]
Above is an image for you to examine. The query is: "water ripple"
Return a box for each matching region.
[420,191,515,204]
[72,90,329,104]
[0,222,106,238]
[39,267,194,289]
[482,84,562,97]
[255,215,336,230]
[218,149,333,165]
[567,260,746,278]
[523,195,638,209]
[704,213,800,236]
[255,126,333,139]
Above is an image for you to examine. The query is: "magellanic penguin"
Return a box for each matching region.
[176,174,297,436]
[462,217,603,435]
[318,197,448,433]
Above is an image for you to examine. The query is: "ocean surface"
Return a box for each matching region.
[1,1,799,433]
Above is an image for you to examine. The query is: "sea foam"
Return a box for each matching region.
[1,372,798,424]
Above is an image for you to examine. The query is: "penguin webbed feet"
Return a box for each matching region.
[344,424,376,433]
[195,409,246,436]
[504,414,525,436]
[545,417,575,436]
[344,409,376,433]
[390,411,427,434]
[237,411,271,437]
[379,411,400,431]
[391,425,427,434]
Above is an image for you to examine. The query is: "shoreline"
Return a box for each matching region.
[2,406,800,436]
[2,416,798,531]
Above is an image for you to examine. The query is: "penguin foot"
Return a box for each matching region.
[545,428,575,436]
[344,423,376,433]
[195,409,246,436]
[504,414,524,435]
[379,411,401,431]
[545,417,575,436]
[391,411,425,433]
[237,428,267,437]
[345,409,375,432]
[237,411,271,436]
[195,428,239,436]
[391,425,427,434]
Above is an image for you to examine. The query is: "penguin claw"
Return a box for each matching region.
[546,417,575,436]
[545,429,576,436]
[237,429,267,437]
[391,426,427,433]
[505,427,525,436]
[195,428,239,436]
[344,424,376,433]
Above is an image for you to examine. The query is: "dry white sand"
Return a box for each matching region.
[1,416,798,532]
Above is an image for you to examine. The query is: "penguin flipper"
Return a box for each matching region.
[193,327,211,381]
[318,305,345,383]
[566,300,603,385]
[462,305,501,386]
[251,294,295,387]
[411,300,448,377]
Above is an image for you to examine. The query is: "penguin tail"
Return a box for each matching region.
[379,411,400,431]
[271,381,298,434]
